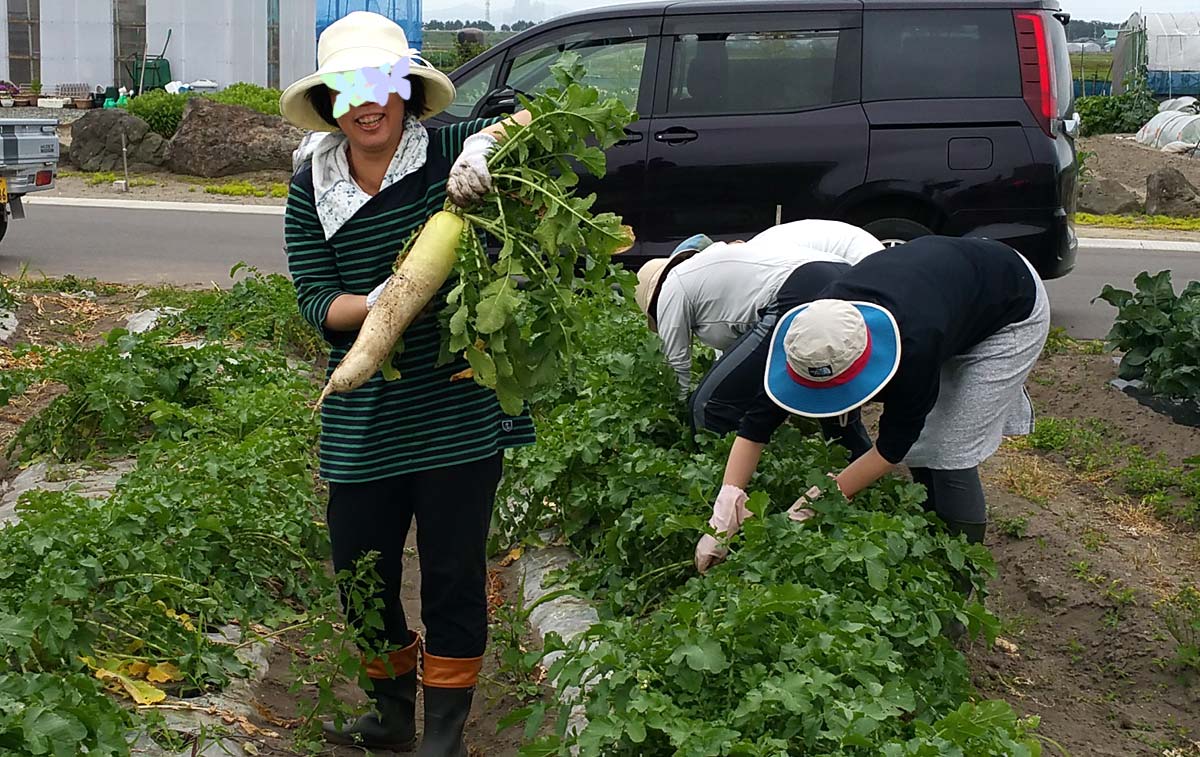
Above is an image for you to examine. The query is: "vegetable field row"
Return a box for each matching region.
[493,290,1045,756]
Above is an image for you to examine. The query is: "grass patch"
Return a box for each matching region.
[9,273,126,297]
[1026,417,1200,528]
[204,181,288,199]
[1077,213,1200,232]
[0,276,16,311]
[1042,326,1105,357]
[59,170,157,187]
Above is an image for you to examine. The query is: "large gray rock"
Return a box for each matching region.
[166,98,304,178]
[68,109,167,171]
[1078,178,1142,215]
[1146,167,1200,217]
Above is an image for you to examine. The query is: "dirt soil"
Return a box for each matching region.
[50,169,292,206]
[967,351,1200,756]
[1081,134,1200,202]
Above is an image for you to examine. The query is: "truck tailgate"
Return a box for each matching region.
[0,119,59,165]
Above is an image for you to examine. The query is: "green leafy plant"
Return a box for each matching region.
[124,83,283,138]
[998,515,1031,539]
[0,331,334,754]
[435,52,635,414]
[490,291,1038,755]
[1077,72,1158,136]
[1,329,316,462]
[124,89,194,138]
[1098,270,1200,402]
[1077,148,1096,186]
[1154,586,1200,672]
[160,264,324,361]
[206,82,282,116]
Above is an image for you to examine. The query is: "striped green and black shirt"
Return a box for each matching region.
[285,119,536,483]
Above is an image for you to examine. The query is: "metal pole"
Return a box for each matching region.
[120,131,130,192]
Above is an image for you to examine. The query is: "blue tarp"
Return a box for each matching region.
[317,0,423,50]
[1075,79,1113,98]
[1147,70,1200,97]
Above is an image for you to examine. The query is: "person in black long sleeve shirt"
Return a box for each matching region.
[695,236,1051,574]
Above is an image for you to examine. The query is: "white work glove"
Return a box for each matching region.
[447,132,497,208]
[787,485,823,523]
[695,485,753,574]
[365,279,389,309]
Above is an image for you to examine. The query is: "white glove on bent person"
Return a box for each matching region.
[447,132,498,207]
[695,485,753,574]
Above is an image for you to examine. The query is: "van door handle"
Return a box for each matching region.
[654,127,698,145]
[616,129,644,146]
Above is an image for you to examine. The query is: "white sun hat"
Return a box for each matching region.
[279,11,456,132]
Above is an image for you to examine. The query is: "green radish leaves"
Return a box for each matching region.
[443,52,637,412]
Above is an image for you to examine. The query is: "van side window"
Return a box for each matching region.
[863,10,1020,100]
[667,30,846,115]
[505,33,648,110]
[443,60,499,119]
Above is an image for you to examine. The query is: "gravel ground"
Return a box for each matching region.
[0,105,89,125]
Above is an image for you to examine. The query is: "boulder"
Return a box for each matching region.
[1078,178,1143,215]
[166,98,304,178]
[1146,167,1200,217]
[68,109,167,171]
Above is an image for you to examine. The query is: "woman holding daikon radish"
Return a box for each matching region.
[280,12,534,755]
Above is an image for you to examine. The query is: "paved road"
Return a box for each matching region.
[1,201,287,287]
[4,201,1199,339]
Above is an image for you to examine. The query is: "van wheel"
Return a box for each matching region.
[862,218,933,248]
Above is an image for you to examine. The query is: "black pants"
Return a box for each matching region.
[910,466,987,542]
[688,261,873,461]
[326,454,503,659]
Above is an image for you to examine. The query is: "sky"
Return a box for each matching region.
[1060,1,1194,21]
[425,0,1197,24]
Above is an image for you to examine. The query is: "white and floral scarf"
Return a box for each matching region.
[311,114,430,240]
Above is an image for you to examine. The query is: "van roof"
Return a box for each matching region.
[535,0,1062,24]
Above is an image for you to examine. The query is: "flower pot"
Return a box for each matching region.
[0,99,12,108]
[11,97,31,107]
[72,98,93,110]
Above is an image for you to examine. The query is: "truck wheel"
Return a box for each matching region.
[862,218,933,248]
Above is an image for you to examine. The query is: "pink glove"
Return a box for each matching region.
[787,485,823,523]
[695,485,753,574]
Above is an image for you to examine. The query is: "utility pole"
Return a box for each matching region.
[485,0,491,24]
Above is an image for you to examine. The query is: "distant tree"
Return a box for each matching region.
[479,21,495,31]
[1066,19,1121,42]
[511,19,536,32]
[448,19,463,30]
[501,23,511,31]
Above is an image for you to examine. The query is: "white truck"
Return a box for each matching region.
[0,117,60,244]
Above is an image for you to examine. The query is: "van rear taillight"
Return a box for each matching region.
[1015,11,1056,138]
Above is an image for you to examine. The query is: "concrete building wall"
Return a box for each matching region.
[40,0,114,88]
[0,12,9,83]
[281,0,316,89]
[146,0,269,86]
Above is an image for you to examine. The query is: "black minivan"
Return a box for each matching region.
[428,0,1080,278]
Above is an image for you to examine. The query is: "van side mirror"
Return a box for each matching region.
[477,88,521,119]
